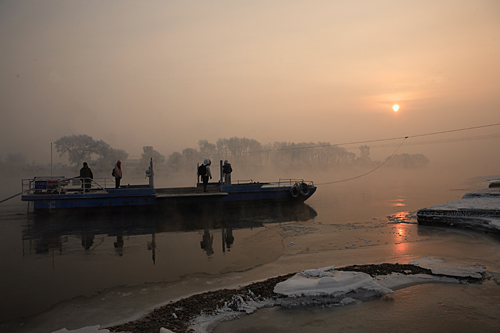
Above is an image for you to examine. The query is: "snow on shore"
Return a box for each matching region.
[422,196,500,211]
[273,266,393,298]
[273,257,486,302]
[410,256,486,279]
[420,185,500,212]
[190,257,486,333]
[417,187,500,233]
[53,326,176,333]
[53,326,109,333]
[53,257,488,333]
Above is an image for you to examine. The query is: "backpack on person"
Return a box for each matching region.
[198,164,206,176]
[223,164,232,174]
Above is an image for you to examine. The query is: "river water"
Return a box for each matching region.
[1,168,500,333]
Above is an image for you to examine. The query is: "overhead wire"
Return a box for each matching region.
[283,123,500,185]
[263,122,500,153]
[315,137,408,185]
[350,133,500,150]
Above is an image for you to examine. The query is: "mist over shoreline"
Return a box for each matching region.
[1,0,499,168]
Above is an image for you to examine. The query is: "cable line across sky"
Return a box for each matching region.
[301,122,500,186]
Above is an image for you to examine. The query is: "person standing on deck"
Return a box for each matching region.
[199,158,212,192]
[79,162,93,189]
[223,160,232,185]
[113,160,122,189]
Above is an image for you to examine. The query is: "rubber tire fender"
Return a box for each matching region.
[299,182,310,196]
[290,184,300,198]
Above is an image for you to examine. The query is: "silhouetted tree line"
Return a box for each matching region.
[163,138,429,172]
[54,134,129,170]
[1,135,429,176]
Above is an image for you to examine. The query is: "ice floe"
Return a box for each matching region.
[52,326,109,333]
[191,257,487,333]
[410,256,486,279]
[417,188,500,233]
[53,257,488,333]
[274,268,393,298]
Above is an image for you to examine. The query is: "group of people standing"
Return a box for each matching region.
[198,159,232,192]
[79,160,122,189]
[80,158,232,192]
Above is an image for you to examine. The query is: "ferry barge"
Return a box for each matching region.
[21,160,316,213]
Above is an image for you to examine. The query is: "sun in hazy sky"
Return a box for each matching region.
[392,104,400,112]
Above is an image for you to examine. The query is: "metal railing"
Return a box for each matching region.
[228,179,315,186]
[22,176,114,195]
[233,179,254,185]
[278,179,315,186]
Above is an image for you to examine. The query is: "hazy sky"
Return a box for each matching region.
[1,0,499,167]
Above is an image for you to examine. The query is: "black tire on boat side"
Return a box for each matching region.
[299,182,310,196]
[290,184,300,198]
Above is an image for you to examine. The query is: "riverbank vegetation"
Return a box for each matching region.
[1,135,429,178]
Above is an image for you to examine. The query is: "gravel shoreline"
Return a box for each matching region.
[108,263,482,333]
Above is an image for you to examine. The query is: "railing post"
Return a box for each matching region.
[220,160,223,185]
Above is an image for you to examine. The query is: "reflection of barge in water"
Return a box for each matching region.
[22,202,318,258]
[21,160,316,213]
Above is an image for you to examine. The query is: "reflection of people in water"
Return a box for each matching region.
[148,234,156,265]
[222,227,234,252]
[200,230,214,256]
[114,236,124,248]
[114,236,124,256]
[81,234,94,250]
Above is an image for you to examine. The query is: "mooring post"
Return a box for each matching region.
[148,158,154,188]
[220,160,223,185]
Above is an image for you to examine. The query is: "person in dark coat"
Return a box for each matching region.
[79,162,93,189]
[198,158,212,192]
[113,160,122,189]
[222,160,232,185]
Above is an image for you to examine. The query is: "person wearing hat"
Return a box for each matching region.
[79,162,93,189]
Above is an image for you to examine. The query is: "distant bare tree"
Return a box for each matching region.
[216,137,263,165]
[95,142,128,171]
[356,145,372,166]
[198,140,217,156]
[140,146,165,170]
[166,152,183,171]
[182,148,199,169]
[54,134,128,168]
[54,135,98,166]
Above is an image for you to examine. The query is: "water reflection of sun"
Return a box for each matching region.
[391,196,406,208]
[394,241,409,255]
[393,212,409,219]
[390,225,411,255]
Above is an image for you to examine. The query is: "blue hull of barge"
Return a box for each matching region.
[22,183,317,213]
[23,187,157,211]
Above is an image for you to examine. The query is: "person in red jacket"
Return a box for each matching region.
[113,160,122,189]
